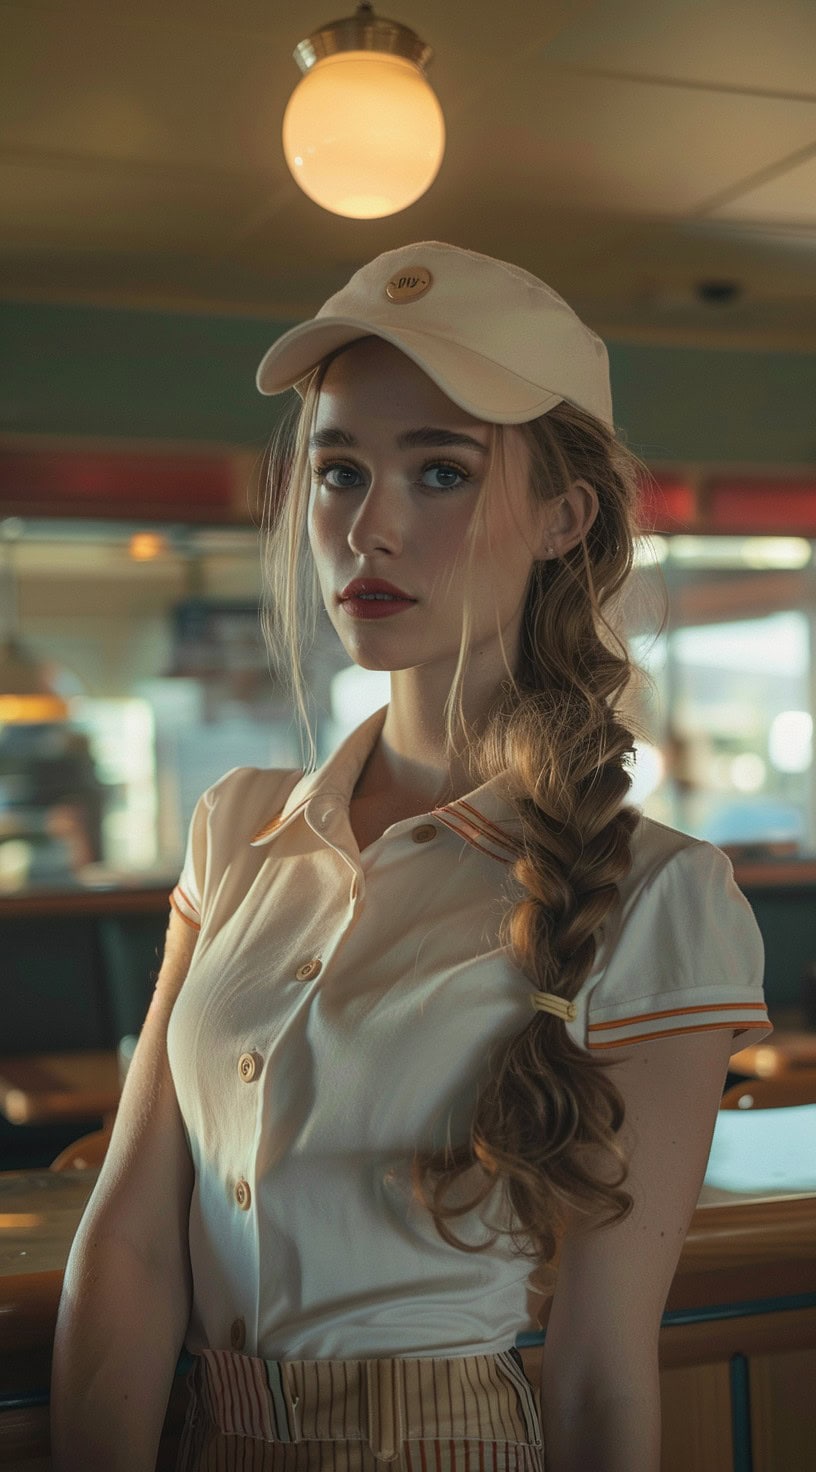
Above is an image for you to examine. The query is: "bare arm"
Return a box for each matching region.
[539,1026,734,1472]
[50,907,199,1472]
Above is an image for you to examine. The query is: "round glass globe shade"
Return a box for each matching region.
[282,52,445,219]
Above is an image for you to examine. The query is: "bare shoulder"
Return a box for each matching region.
[541,1028,734,1396]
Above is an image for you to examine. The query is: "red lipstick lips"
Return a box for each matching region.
[340,578,415,601]
[339,578,418,620]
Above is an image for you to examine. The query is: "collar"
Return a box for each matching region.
[249,703,523,864]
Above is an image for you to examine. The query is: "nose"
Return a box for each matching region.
[346,479,405,557]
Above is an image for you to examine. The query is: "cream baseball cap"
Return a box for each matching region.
[255,240,614,428]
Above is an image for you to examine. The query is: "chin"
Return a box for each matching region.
[345,652,412,673]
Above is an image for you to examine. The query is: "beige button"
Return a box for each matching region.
[411,824,437,844]
[295,958,322,982]
[234,1178,252,1211]
[385,266,432,303]
[238,1051,261,1083]
[230,1315,246,1351]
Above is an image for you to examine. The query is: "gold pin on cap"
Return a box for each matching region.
[385,267,432,303]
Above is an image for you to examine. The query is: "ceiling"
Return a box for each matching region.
[3,0,816,347]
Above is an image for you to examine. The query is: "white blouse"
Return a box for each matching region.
[167,703,772,1360]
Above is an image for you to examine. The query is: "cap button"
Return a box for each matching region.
[385,267,432,303]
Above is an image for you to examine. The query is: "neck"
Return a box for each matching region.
[353,663,503,809]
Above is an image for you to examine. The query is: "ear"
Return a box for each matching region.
[539,479,599,560]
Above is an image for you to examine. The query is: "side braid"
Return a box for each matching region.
[410,402,648,1270]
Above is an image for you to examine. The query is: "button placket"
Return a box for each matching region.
[238,1051,261,1082]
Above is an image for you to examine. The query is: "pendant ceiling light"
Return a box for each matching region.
[282,2,445,219]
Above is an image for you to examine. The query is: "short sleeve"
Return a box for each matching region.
[169,785,216,932]
[583,840,773,1055]
[168,765,304,933]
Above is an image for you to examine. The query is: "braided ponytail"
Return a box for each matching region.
[409,401,654,1274]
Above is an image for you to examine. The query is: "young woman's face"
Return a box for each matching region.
[307,336,550,678]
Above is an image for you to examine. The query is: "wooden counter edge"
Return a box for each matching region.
[681,1192,816,1267]
[3,1196,815,1357]
[0,888,172,918]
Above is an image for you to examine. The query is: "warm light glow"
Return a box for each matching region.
[283,52,445,218]
[0,693,69,723]
[752,1047,779,1079]
[129,532,167,561]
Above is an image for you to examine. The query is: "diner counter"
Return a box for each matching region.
[2,1157,815,1471]
[2,1166,815,1361]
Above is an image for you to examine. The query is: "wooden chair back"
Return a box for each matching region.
[49,1124,113,1170]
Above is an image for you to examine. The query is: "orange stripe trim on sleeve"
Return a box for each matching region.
[587,1000,769,1033]
[587,1020,765,1049]
[170,891,200,931]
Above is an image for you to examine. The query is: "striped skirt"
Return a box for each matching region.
[175,1346,545,1470]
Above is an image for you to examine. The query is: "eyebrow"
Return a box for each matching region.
[308,426,488,455]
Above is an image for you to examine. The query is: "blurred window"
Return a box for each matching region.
[0,522,813,893]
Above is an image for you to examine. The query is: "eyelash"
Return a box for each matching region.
[312,458,472,493]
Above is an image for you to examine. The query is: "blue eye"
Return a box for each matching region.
[422,462,469,490]
[312,459,471,492]
[314,462,361,489]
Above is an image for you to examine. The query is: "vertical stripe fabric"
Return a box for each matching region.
[176,1348,545,1471]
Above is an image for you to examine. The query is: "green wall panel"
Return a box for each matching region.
[0,301,283,445]
[1,300,815,462]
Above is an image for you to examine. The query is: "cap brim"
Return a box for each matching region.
[255,317,566,426]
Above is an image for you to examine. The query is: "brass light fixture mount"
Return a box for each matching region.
[284,1,443,218]
[293,1,433,76]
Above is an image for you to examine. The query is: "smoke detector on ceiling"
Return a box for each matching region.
[633,278,745,312]
[694,280,744,305]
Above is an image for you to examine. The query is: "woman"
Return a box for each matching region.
[51,242,772,1472]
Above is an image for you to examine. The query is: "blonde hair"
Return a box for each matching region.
[260,346,664,1279]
